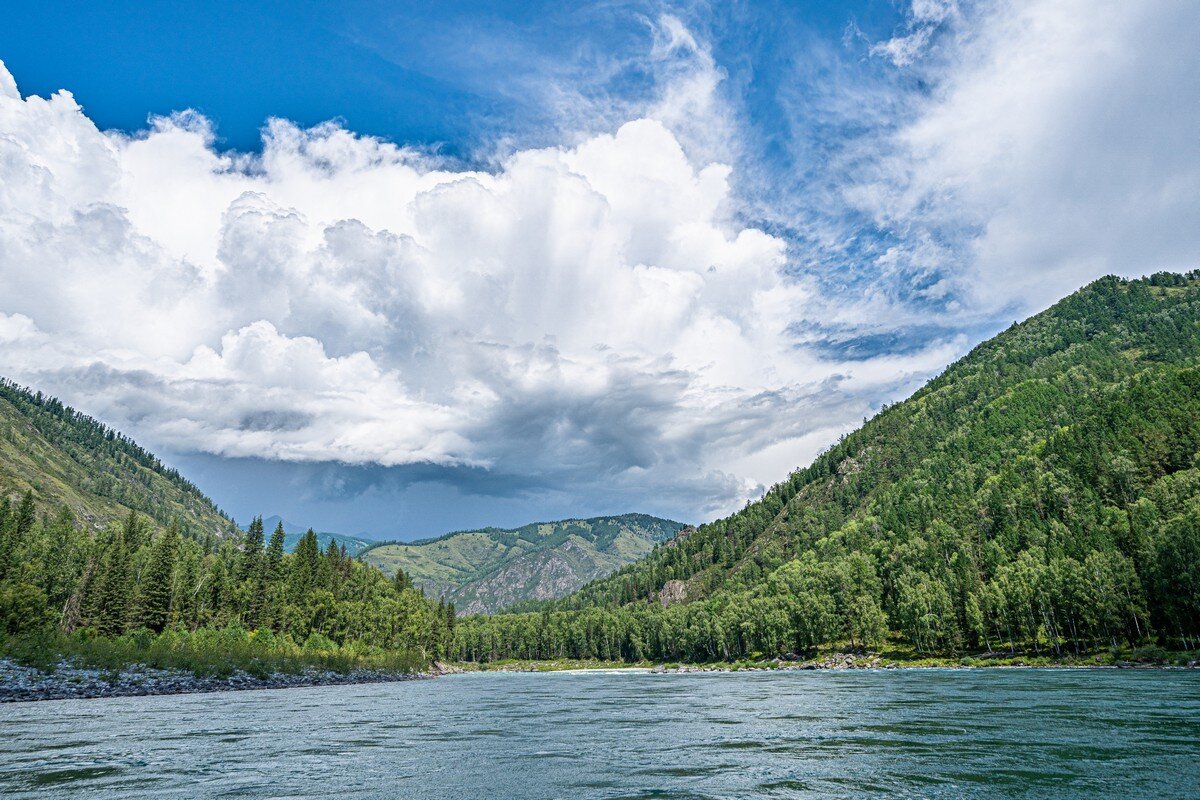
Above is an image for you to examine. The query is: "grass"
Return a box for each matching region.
[1,626,427,679]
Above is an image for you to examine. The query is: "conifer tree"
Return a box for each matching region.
[90,526,133,636]
[394,567,411,592]
[0,491,35,580]
[132,520,180,632]
[263,521,286,582]
[171,545,200,628]
[289,529,320,602]
[320,539,340,589]
[239,516,265,582]
[121,509,146,553]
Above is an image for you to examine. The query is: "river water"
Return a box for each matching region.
[1,669,1197,799]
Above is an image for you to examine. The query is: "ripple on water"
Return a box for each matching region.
[1,670,1197,800]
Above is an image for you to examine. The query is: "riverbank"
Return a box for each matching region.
[0,658,463,703]
[459,648,1200,674]
[6,648,1195,702]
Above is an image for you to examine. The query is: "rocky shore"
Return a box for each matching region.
[0,658,462,702]
[651,652,888,673]
[482,652,1195,676]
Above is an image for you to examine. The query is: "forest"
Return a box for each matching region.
[0,506,454,674]
[449,273,1200,663]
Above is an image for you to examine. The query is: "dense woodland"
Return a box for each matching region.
[0,506,454,670]
[451,273,1200,662]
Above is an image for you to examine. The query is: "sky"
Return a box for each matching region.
[0,0,1196,538]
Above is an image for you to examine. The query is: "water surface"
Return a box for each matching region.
[2,669,1197,799]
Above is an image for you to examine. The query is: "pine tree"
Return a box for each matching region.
[263,521,286,583]
[90,525,134,636]
[394,568,411,592]
[171,546,200,629]
[133,520,179,632]
[0,491,36,581]
[121,509,147,553]
[289,529,320,603]
[239,516,265,582]
[320,539,339,589]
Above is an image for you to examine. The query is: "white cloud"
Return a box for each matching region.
[0,52,939,518]
[870,0,958,66]
[3,0,1194,519]
[852,0,1200,316]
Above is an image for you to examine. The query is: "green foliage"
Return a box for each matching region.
[0,583,54,635]
[1,624,425,677]
[453,272,1200,662]
[0,497,453,672]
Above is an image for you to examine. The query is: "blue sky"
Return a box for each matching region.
[1,2,901,152]
[0,1,1196,538]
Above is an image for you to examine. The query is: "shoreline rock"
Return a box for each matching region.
[0,657,438,703]
[651,653,886,673]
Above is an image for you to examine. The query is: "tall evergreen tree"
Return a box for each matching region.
[0,491,35,581]
[289,529,320,603]
[89,525,134,636]
[132,520,179,632]
[263,521,286,582]
[394,568,412,592]
[239,515,265,582]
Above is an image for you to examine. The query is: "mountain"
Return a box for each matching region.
[360,514,688,613]
[0,379,237,542]
[254,516,374,557]
[452,272,1200,662]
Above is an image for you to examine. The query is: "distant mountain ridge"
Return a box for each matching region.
[360,514,688,613]
[0,379,237,541]
[250,516,374,556]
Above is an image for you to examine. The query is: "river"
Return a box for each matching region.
[2,669,1197,798]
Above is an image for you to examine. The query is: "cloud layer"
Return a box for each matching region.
[0,43,954,519]
[1,0,1195,527]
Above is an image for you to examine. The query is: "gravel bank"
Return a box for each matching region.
[0,658,457,702]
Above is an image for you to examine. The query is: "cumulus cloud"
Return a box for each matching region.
[7,0,1187,522]
[0,48,942,519]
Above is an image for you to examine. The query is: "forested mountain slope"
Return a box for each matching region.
[0,380,237,542]
[361,515,687,613]
[453,272,1200,661]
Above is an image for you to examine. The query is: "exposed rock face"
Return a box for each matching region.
[453,542,592,614]
[665,526,696,547]
[658,580,688,607]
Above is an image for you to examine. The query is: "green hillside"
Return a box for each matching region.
[361,515,688,613]
[0,380,237,542]
[452,272,1200,662]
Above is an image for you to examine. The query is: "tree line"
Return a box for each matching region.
[0,504,455,667]
[451,274,1200,662]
